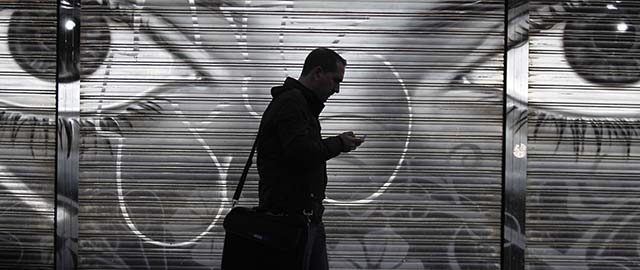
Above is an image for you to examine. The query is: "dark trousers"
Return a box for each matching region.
[302,222,329,270]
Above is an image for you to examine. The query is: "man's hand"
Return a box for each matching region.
[339,131,365,152]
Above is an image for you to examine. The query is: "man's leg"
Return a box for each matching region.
[307,223,329,270]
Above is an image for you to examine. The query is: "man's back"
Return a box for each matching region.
[257,77,343,216]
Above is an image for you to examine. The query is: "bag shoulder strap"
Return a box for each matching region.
[231,96,313,217]
[230,135,314,216]
[231,136,258,207]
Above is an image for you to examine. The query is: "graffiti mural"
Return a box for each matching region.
[0,0,638,269]
[526,1,640,269]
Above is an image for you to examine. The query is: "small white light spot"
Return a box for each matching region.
[513,144,527,159]
[617,22,628,32]
[65,20,76,30]
[606,4,617,10]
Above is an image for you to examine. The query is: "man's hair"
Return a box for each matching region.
[300,47,347,76]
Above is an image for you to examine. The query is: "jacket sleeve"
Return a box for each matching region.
[275,95,343,164]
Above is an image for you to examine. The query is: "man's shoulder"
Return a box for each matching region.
[273,87,307,106]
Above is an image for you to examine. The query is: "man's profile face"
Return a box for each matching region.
[314,61,345,102]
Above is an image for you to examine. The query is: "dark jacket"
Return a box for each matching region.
[257,77,344,217]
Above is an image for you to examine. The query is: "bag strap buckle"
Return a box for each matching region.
[302,209,313,223]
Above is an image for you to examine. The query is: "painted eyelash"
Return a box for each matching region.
[530,112,640,157]
[0,111,54,158]
[81,99,165,152]
[0,100,164,158]
[509,99,639,158]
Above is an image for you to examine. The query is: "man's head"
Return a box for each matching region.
[299,47,347,102]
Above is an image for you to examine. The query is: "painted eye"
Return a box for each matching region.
[0,2,211,116]
[562,5,640,85]
[8,9,111,83]
[529,2,640,121]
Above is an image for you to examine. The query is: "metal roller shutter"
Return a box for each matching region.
[527,1,640,269]
[75,0,504,268]
[0,0,56,268]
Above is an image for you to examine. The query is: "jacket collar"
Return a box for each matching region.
[280,77,325,116]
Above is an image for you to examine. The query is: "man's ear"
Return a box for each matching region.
[312,66,323,80]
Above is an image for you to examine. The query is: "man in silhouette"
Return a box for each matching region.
[257,47,364,269]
